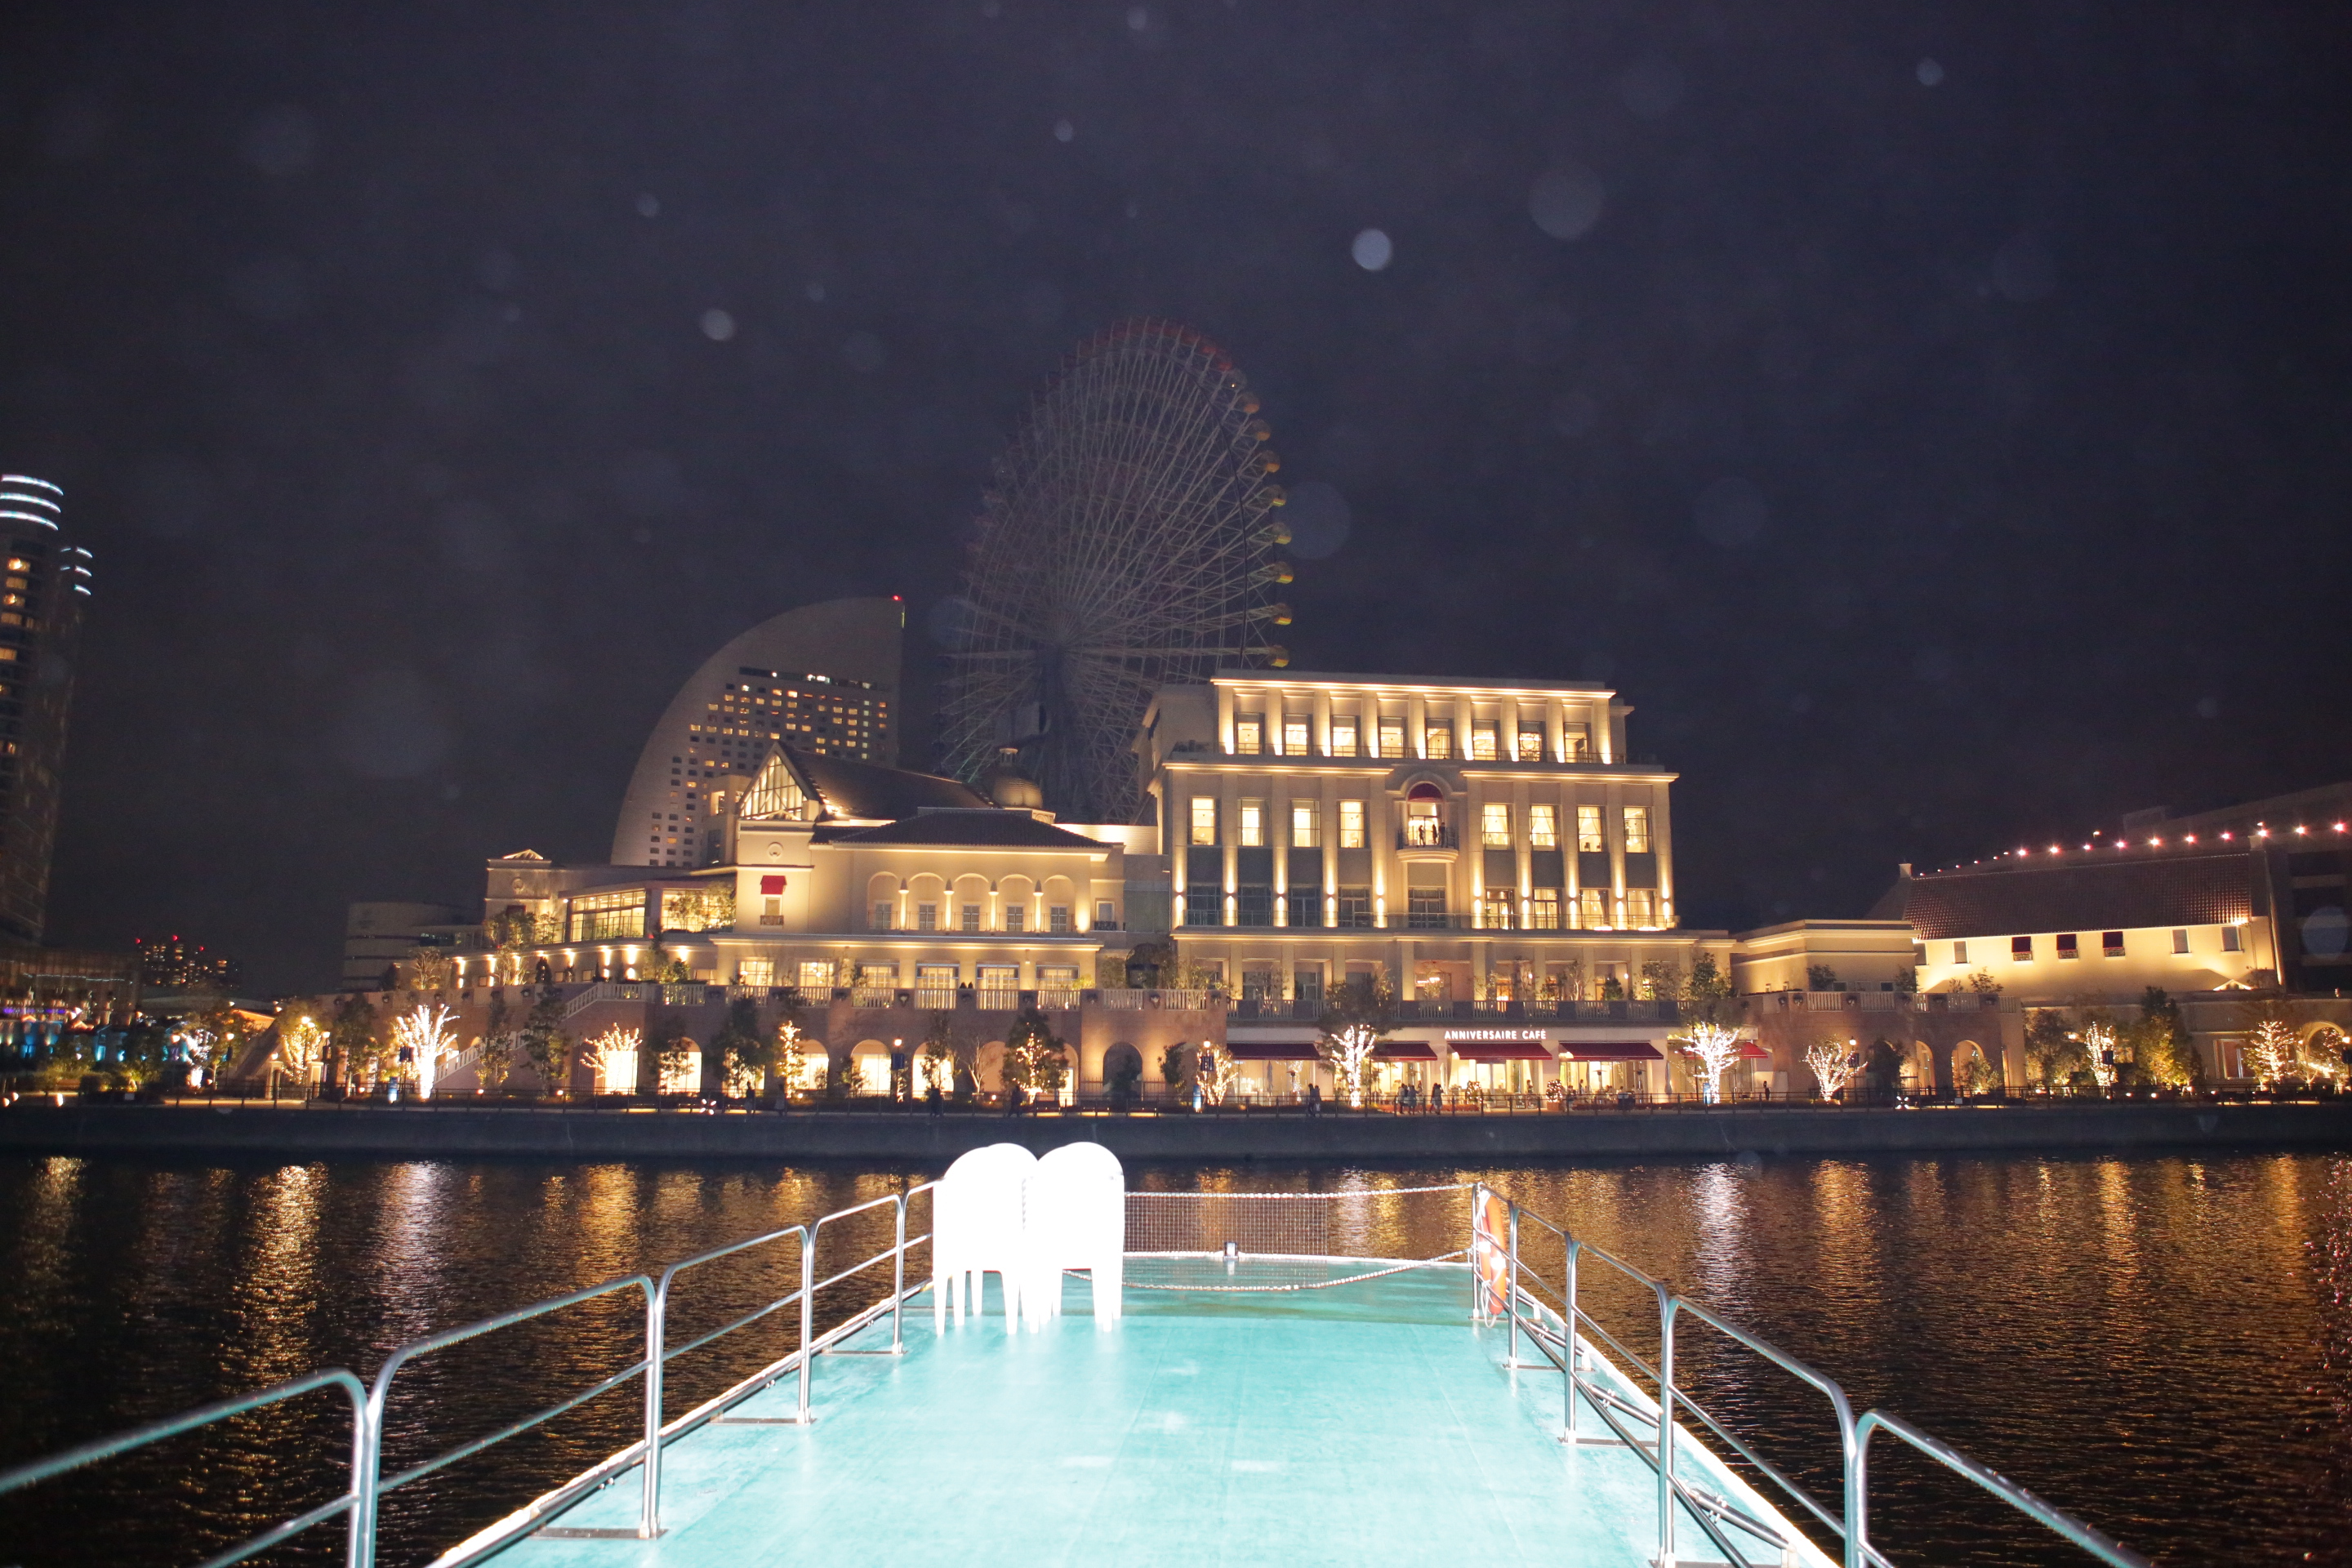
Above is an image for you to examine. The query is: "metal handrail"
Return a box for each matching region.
[1853,1408,2153,1568]
[0,1366,370,1568]
[1485,1186,2151,1568]
[353,1272,656,1567]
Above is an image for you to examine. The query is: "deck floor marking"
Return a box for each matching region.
[490,1265,1810,1568]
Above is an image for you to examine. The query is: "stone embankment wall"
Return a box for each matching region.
[2,1101,2348,1163]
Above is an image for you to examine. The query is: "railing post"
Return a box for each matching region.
[796,1227,817,1421]
[889,1190,908,1356]
[350,1392,385,1568]
[1658,1291,1678,1568]
[639,1276,666,1539]
[1847,1425,1871,1568]
[344,1394,375,1568]
[1505,1203,1521,1368]
[1561,1236,1579,1441]
[1468,1183,1486,1320]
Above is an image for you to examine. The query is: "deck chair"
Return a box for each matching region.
[1021,1142,1125,1331]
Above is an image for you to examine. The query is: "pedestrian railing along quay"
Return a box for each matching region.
[1472,1181,2153,1568]
[0,1183,936,1568]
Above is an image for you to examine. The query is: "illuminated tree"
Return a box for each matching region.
[1316,973,1393,1107]
[584,1025,642,1094]
[2245,1018,2297,1089]
[2299,1027,2349,1085]
[1804,1038,1857,1101]
[918,1012,960,1098]
[1195,1041,1238,1106]
[328,993,381,1089]
[408,947,455,993]
[476,991,515,1090]
[1003,1007,1069,1100]
[1674,1021,1744,1104]
[276,1013,327,1084]
[392,1004,458,1098]
[774,1019,825,1097]
[2078,1021,2118,1090]
[1965,968,2003,996]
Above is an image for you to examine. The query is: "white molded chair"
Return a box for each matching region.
[1021,1142,1126,1331]
[934,1143,1036,1330]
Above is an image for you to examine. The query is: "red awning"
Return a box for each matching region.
[1554,1041,1664,1062]
[1737,1040,1771,1059]
[1449,1041,1555,1061]
[1226,1040,1322,1061]
[1373,1042,1437,1060]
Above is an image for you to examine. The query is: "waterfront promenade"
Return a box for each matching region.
[3,1097,2349,1160]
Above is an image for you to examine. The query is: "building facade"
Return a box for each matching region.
[610,597,904,870]
[0,475,90,943]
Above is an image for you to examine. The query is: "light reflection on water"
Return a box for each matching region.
[0,1151,2345,1568]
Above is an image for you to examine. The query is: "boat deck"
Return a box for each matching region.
[494,1261,1789,1568]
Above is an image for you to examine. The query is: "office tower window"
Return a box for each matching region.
[1424,724,1453,760]
[1337,887,1373,928]
[1330,719,1359,756]
[1234,715,1263,755]
[1579,888,1608,928]
[1481,803,1512,847]
[1191,796,1218,845]
[1529,804,1558,848]
[1049,905,1072,934]
[1238,798,1266,847]
[960,904,982,932]
[1517,726,1545,762]
[916,902,938,932]
[1624,889,1658,927]
[1282,717,1309,755]
[1236,887,1272,926]
[1406,887,1448,929]
[1286,887,1321,927]
[1577,805,1605,852]
[1377,718,1405,758]
[1469,722,1499,760]
[1528,889,1561,929]
[1562,724,1591,760]
[1183,894,1219,927]
[1004,905,1026,933]
[1291,801,1321,847]
[1339,800,1366,848]
[1623,806,1651,854]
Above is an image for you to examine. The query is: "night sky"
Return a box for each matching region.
[6,2,2351,992]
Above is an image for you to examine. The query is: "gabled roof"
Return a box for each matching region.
[827,810,1110,850]
[739,750,809,822]
[1874,852,2256,939]
[733,743,989,825]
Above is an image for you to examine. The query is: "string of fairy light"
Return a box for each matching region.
[1920,817,2352,875]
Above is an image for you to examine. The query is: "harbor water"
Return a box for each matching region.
[0,1150,2346,1567]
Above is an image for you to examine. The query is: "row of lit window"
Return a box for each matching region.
[1947,928,2241,964]
[1189,797,1649,853]
[731,957,1068,991]
[1231,714,1592,763]
[1178,887,1660,929]
[869,900,1110,934]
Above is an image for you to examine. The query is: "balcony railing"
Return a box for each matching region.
[1096,989,1217,1011]
[1397,822,1458,850]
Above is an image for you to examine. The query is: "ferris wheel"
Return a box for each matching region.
[937,320,1294,823]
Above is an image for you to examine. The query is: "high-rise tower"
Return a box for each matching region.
[0,475,90,943]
